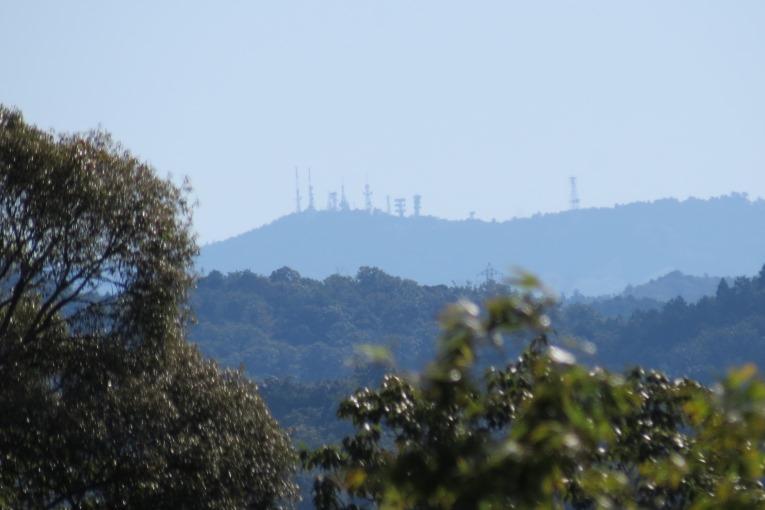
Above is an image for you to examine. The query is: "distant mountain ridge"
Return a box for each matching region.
[564,271,725,318]
[198,194,765,295]
[623,270,722,303]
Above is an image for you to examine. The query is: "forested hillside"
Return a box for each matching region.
[561,269,765,382]
[189,267,510,381]
[621,270,722,302]
[190,266,765,384]
[192,268,765,508]
[197,194,765,295]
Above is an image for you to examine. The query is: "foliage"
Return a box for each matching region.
[303,280,765,509]
[561,268,765,381]
[190,267,510,381]
[192,265,765,386]
[0,106,295,508]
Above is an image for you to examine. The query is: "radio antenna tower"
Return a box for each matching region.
[294,167,302,213]
[307,168,315,211]
[569,176,580,210]
[327,192,338,211]
[339,184,350,211]
[363,180,373,213]
[394,198,406,217]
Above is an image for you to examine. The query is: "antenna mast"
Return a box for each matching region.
[294,167,302,213]
[394,198,406,217]
[364,180,373,213]
[307,168,315,211]
[569,176,580,210]
[339,184,350,211]
[327,192,338,211]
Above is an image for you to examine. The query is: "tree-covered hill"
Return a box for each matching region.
[622,270,722,302]
[190,265,765,384]
[197,194,765,295]
[186,265,765,499]
[563,270,724,318]
[562,269,765,382]
[189,267,509,381]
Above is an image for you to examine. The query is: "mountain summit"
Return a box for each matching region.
[197,194,765,295]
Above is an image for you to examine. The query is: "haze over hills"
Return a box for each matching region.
[197,194,765,295]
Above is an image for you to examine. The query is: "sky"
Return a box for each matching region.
[2,1,764,244]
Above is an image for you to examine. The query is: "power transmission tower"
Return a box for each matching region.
[294,167,302,213]
[307,168,315,211]
[413,194,422,217]
[394,198,406,217]
[569,176,580,210]
[478,263,502,284]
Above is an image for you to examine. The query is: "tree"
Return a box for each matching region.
[0,106,296,509]
[304,277,765,509]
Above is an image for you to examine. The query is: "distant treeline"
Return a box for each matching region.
[191,266,758,383]
[190,266,507,381]
[189,265,765,478]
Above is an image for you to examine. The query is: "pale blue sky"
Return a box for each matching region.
[2,1,764,243]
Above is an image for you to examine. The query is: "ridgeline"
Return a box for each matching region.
[198,194,765,295]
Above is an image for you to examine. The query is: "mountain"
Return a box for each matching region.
[197,193,765,295]
[188,267,504,381]
[622,270,722,303]
[564,270,726,317]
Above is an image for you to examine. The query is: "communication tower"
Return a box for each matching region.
[327,192,338,211]
[394,198,406,217]
[386,195,391,215]
[294,167,302,213]
[569,176,580,210]
[364,181,373,213]
[413,194,422,217]
[339,184,350,211]
[307,168,315,211]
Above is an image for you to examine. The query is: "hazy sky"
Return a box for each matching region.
[2,1,764,243]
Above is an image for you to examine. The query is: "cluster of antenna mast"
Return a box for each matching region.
[294,169,581,217]
[294,168,423,218]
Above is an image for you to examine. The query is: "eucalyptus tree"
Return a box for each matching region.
[0,106,295,509]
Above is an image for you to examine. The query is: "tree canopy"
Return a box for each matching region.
[0,106,295,509]
[304,278,765,509]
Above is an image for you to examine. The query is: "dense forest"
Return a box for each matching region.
[565,270,765,382]
[189,265,765,463]
[190,266,762,384]
[197,194,765,295]
[190,267,507,381]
